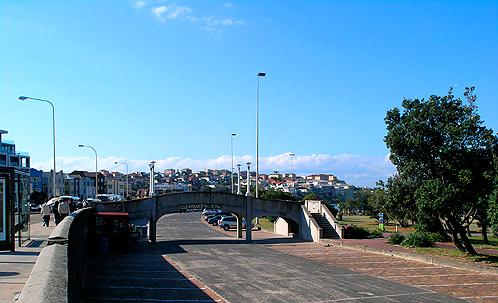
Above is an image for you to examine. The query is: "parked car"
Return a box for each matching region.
[205,211,232,221]
[30,203,41,213]
[219,216,246,231]
[208,215,224,225]
[202,209,219,217]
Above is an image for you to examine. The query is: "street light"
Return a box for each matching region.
[19,96,57,197]
[289,153,295,175]
[114,161,129,199]
[149,161,156,196]
[236,164,242,195]
[78,145,98,198]
[246,162,252,197]
[230,133,236,194]
[255,72,266,198]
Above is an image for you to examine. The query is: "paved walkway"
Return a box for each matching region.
[207,220,498,302]
[154,213,462,302]
[0,214,54,302]
[328,236,498,258]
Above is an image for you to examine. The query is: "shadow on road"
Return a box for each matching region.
[84,241,221,303]
[157,236,306,254]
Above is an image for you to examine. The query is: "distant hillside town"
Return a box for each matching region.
[29,168,355,201]
[1,129,356,202]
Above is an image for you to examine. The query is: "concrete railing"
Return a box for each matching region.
[300,205,322,242]
[18,208,95,303]
[320,204,344,239]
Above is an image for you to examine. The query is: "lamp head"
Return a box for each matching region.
[231,133,236,136]
[114,162,118,164]
[258,72,266,77]
[78,144,84,147]
[18,96,29,101]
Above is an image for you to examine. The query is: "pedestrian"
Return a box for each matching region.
[41,200,51,227]
[58,199,70,221]
[53,200,61,225]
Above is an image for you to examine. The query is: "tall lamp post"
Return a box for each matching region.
[149,161,156,196]
[289,153,295,175]
[78,145,98,198]
[245,162,252,197]
[236,164,242,195]
[230,133,236,194]
[255,72,266,198]
[114,161,129,198]
[18,96,57,197]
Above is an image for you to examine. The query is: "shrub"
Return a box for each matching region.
[428,232,446,243]
[343,225,371,239]
[387,233,405,245]
[369,228,384,238]
[402,231,436,247]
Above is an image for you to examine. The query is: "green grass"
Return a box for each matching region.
[338,215,415,233]
[412,246,498,267]
[256,218,274,232]
[468,236,498,249]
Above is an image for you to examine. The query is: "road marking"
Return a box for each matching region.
[384,273,488,278]
[461,295,498,299]
[356,266,444,270]
[419,282,498,287]
[316,291,437,302]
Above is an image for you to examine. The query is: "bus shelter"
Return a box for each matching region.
[0,167,30,252]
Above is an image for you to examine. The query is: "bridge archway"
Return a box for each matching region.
[95,192,303,242]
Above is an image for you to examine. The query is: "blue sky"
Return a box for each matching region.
[1,1,497,186]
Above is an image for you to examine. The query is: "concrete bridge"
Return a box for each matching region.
[94,192,312,242]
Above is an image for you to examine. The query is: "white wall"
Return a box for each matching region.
[274,218,289,236]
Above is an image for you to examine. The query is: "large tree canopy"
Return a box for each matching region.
[384,87,497,254]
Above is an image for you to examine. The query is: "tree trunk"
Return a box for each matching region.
[450,231,466,253]
[481,222,489,244]
[458,228,478,255]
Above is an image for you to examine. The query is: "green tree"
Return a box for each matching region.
[488,148,498,237]
[384,87,496,254]
[302,192,320,201]
[261,189,299,201]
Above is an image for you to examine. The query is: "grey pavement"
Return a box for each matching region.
[0,213,54,303]
[155,213,464,303]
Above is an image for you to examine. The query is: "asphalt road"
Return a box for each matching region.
[156,213,465,303]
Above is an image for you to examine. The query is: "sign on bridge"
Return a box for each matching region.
[179,203,222,212]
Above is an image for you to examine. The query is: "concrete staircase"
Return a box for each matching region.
[311,213,340,239]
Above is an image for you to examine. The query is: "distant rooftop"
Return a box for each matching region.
[0,129,7,142]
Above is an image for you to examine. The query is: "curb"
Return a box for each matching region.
[321,239,498,275]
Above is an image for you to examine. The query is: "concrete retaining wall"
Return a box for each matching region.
[274,218,289,236]
[300,205,322,242]
[18,208,94,303]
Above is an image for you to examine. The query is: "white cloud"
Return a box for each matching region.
[32,153,396,187]
[151,5,194,22]
[145,3,242,35]
[200,16,243,34]
[167,6,193,20]
[152,5,168,20]
[132,0,146,9]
